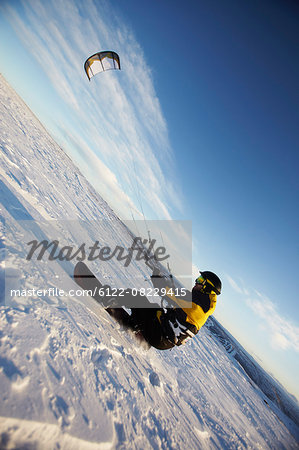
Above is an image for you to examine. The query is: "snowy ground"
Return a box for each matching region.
[0,73,298,449]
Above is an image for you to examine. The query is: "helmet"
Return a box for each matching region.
[195,271,222,295]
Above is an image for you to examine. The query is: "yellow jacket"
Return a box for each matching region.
[164,287,217,331]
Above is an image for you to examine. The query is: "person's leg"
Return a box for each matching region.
[130,306,174,350]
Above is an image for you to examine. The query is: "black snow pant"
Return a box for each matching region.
[107,291,175,350]
[129,294,175,350]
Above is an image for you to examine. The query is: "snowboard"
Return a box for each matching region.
[73,261,150,348]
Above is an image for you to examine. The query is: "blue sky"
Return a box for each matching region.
[0,0,298,400]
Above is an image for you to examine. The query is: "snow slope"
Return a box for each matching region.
[0,73,298,449]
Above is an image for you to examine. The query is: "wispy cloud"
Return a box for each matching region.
[57,123,137,219]
[225,274,299,353]
[2,0,182,219]
[226,274,247,295]
[246,292,299,352]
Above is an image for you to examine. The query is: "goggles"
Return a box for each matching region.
[195,275,220,295]
[195,275,206,285]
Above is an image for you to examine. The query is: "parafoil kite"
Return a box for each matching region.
[84,51,121,80]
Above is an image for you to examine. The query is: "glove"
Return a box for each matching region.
[160,309,197,346]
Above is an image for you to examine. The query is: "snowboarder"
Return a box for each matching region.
[111,269,222,350]
[73,262,221,350]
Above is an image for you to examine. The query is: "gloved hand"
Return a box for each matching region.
[160,309,197,346]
